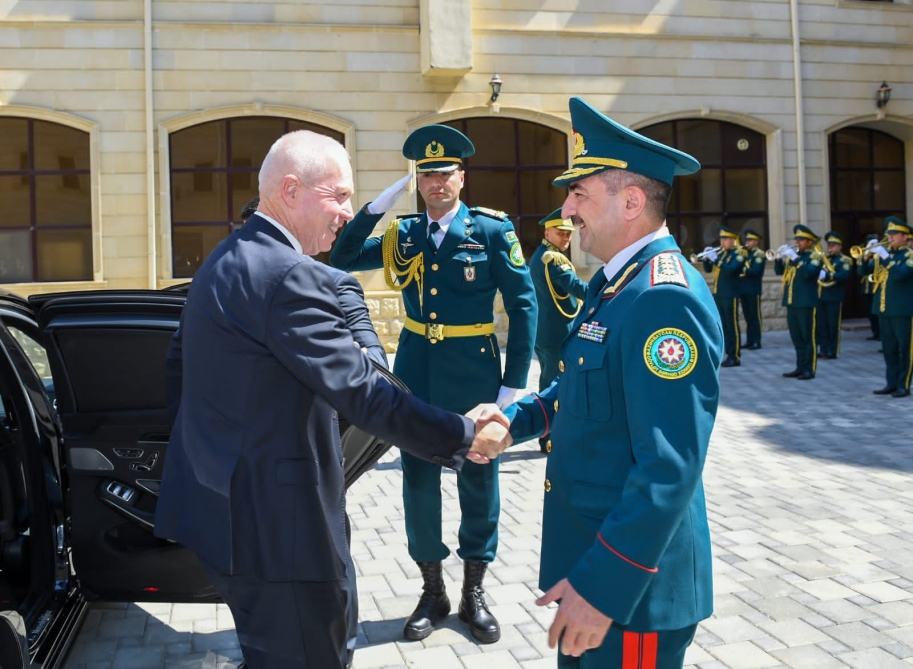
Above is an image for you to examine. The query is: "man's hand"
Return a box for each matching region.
[874,245,890,260]
[366,174,411,215]
[495,385,523,409]
[536,579,613,658]
[783,247,799,260]
[704,250,718,262]
[465,403,512,463]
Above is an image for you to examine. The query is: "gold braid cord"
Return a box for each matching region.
[872,260,889,312]
[542,251,582,319]
[381,219,425,313]
[782,264,797,304]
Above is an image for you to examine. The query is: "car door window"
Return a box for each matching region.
[7,325,54,404]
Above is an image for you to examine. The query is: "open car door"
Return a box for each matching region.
[32,291,218,603]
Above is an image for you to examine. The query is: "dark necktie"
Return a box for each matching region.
[428,221,440,253]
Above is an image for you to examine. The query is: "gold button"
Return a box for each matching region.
[544,479,552,492]
[554,399,559,412]
[558,361,565,373]
[546,440,552,453]
[431,263,439,271]
[430,288,438,295]
[430,339,438,345]
[430,313,437,320]
[480,348,486,352]
[578,357,584,365]
[465,229,471,234]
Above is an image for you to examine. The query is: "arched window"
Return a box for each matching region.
[169,117,344,278]
[638,120,768,257]
[427,118,568,259]
[0,117,92,283]
[829,127,905,244]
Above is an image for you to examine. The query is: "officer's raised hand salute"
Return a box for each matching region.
[331,124,537,644]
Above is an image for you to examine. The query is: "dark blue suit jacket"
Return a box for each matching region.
[328,266,388,369]
[155,215,473,582]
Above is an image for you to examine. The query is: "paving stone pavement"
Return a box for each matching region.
[63,326,913,669]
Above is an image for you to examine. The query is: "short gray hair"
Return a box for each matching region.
[259,130,350,194]
[598,169,672,223]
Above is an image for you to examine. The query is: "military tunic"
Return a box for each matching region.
[816,253,852,358]
[858,256,882,339]
[505,235,722,643]
[703,247,745,361]
[871,247,913,391]
[739,247,766,347]
[330,202,537,562]
[775,251,822,375]
[530,239,587,402]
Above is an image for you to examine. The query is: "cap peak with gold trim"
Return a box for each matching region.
[553,97,700,187]
[824,231,845,246]
[793,224,818,241]
[403,124,475,173]
[718,225,739,239]
[743,228,762,242]
[884,216,911,235]
[539,207,574,231]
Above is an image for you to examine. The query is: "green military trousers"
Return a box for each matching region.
[880,315,913,391]
[787,306,817,375]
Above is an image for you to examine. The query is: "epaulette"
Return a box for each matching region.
[650,253,690,289]
[395,213,423,223]
[470,206,510,221]
[541,250,567,266]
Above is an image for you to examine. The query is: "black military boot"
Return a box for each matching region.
[458,561,500,644]
[403,561,450,640]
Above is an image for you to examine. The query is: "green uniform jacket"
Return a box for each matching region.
[504,235,722,631]
[775,251,822,308]
[739,248,767,296]
[329,203,537,412]
[819,253,852,303]
[872,247,913,317]
[858,256,881,296]
[702,247,745,299]
[530,240,588,348]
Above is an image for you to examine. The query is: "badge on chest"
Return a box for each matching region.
[577,321,608,343]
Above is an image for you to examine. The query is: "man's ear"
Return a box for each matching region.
[623,185,647,220]
[281,174,298,203]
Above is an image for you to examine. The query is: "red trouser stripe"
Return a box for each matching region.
[622,632,659,669]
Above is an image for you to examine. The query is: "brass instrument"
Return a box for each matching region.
[689,246,721,262]
[765,243,798,261]
[849,236,890,260]
[815,240,837,288]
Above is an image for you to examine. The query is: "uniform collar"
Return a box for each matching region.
[542,239,566,255]
[600,224,672,286]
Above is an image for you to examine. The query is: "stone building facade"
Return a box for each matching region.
[1,0,911,347]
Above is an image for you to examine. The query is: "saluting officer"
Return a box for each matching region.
[330,125,537,643]
[869,216,913,398]
[531,208,587,453]
[739,228,766,350]
[701,225,744,367]
[775,225,822,380]
[816,231,852,360]
[503,97,722,669]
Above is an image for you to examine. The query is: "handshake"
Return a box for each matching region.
[465,404,513,464]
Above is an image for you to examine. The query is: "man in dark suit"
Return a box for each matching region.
[155,130,509,669]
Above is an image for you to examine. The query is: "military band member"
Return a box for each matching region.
[739,228,766,349]
[869,217,913,398]
[775,225,822,380]
[330,125,537,643]
[531,208,587,453]
[701,225,744,367]
[503,97,722,669]
[816,231,852,359]
[858,233,882,341]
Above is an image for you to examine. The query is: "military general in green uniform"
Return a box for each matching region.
[739,228,766,349]
[869,217,913,397]
[816,231,852,359]
[502,97,722,668]
[330,125,537,643]
[701,225,745,367]
[775,225,822,380]
[531,208,587,452]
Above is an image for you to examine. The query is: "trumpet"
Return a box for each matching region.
[689,246,721,262]
[765,243,798,261]
[849,236,890,260]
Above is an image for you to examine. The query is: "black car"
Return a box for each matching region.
[0,289,399,668]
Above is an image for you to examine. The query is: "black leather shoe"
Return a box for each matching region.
[873,386,898,395]
[892,389,910,398]
[404,562,451,640]
[797,371,815,380]
[746,343,762,350]
[721,357,740,368]
[866,335,880,341]
[782,369,802,378]
[458,562,500,644]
